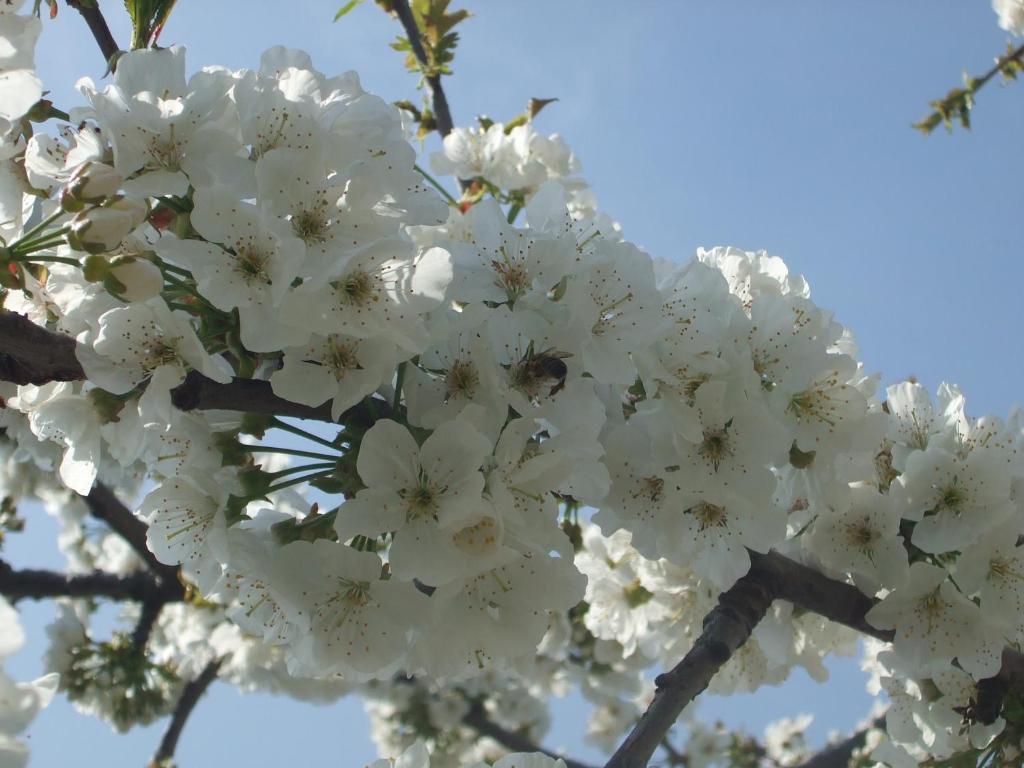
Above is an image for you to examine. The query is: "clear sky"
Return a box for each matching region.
[9,1,1024,766]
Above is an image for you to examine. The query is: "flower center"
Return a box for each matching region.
[401,473,443,522]
[698,427,732,470]
[326,339,361,378]
[844,517,879,553]
[691,502,727,531]
[233,243,270,283]
[591,292,634,337]
[623,579,654,608]
[338,270,376,306]
[445,358,479,400]
[291,205,329,244]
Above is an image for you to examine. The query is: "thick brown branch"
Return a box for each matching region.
[0,559,171,603]
[604,565,776,768]
[464,701,597,768]
[0,311,85,385]
[792,715,885,768]
[169,370,390,428]
[748,551,892,642]
[83,483,181,585]
[149,658,222,768]
[0,311,390,426]
[65,1,120,69]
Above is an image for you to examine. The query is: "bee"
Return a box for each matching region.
[511,342,572,399]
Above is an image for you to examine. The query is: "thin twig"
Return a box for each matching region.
[131,598,164,651]
[604,567,776,768]
[84,483,180,585]
[971,41,1024,94]
[463,701,598,768]
[149,658,223,767]
[792,715,885,768]
[65,0,120,70]
[389,0,469,192]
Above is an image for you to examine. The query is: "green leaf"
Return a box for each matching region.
[528,97,558,119]
[333,0,365,22]
[123,0,179,49]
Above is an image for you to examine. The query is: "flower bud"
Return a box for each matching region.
[67,197,148,254]
[107,256,164,302]
[60,162,123,212]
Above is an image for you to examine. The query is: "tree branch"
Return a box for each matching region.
[792,715,885,768]
[0,311,85,385]
[390,0,456,138]
[604,565,776,768]
[463,700,597,768]
[149,658,222,768]
[65,0,120,70]
[83,483,181,585]
[0,310,390,426]
[748,551,892,642]
[0,559,173,603]
[389,0,469,193]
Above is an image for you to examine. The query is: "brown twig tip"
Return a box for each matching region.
[388,0,470,193]
[463,701,598,768]
[150,658,223,767]
[84,483,181,586]
[792,715,885,768]
[65,0,121,70]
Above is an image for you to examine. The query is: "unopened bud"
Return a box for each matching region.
[107,256,163,302]
[68,197,148,254]
[60,162,123,212]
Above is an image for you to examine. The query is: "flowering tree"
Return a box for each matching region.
[1,2,1024,768]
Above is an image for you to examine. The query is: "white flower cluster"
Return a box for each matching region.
[0,4,1021,766]
[994,0,1024,35]
[0,597,58,767]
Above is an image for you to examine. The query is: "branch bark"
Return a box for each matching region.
[389,0,469,193]
[0,311,84,385]
[390,0,456,138]
[0,310,390,426]
[0,559,173,603]
[83,483,182,585]
[65,0,120,70]
[792,716,885,768]
[463,701,597,768]
[604,565,776,768]
[149,658,222,768]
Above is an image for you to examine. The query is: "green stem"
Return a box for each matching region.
[266,461,338,479]
[240,444,339,462]
[46,106,71,122]
[159,261,193,277]
[12,209,66,249]
[265,469,336,494]
[506,202,522,224]
[161,272,217,311]
[270,419,341,451]
[414,164,460,208]
[12,254,81,267]
[392,361,407,413]
[10,227,72,256]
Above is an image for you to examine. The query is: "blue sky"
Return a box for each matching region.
[9,1,1024,766]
